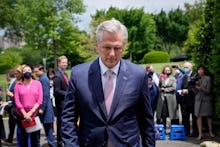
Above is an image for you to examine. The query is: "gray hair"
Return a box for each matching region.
[96,18,128,43]
[184,61,193,68]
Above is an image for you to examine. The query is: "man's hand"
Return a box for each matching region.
[39,109,44,114]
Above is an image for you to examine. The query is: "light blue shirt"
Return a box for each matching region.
[99,57,120,94]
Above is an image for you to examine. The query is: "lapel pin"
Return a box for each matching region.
[123,76,127,80]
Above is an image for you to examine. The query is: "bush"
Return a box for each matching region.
[143,51,170,63]
[0,55,15,74]
[0,48,22,74]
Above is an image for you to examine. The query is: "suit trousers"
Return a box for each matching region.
[42,123,55,147]
[180,99,197,135]
[7,108,16,142]
[56,105,63,146]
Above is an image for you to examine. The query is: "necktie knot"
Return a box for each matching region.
[105,70,113,79]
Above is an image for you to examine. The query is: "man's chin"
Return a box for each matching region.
[106,62,117,68]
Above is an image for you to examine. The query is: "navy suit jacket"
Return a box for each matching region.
[39,74,55,123]
[61,59,155,147]
[54,69,68,109]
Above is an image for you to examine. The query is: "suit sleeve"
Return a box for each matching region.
[39,77,50,111]
[138,72,155,147]
[61,70,80,147]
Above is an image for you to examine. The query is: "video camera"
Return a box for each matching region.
[171,65,178,68]
[189,74,200,84]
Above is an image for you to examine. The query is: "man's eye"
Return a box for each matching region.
[114,47,121,51]
[104,47,111,50]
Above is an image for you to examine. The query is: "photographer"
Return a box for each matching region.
[180,61,198,137]
[194,66,215,140]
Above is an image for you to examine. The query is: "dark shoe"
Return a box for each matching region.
[189,132,198,137]
[57,143,63,147]
[4,139,13,144]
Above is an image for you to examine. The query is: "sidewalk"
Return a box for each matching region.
[2,118,219,147]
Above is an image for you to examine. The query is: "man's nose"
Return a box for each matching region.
[109,48,116,56]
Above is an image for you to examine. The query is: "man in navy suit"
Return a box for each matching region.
[33,65,55,147]
[54,55,69,147]
[61,19,155,147]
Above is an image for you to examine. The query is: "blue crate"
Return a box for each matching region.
[154,124,166,140]
[170,125,186,140]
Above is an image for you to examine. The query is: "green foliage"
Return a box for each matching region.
[183,0,206,59]
[20,46,43,67]
[0,55,14,74]
[190,0,214,67]
[183,0,220,134]
[211,0,220,133]
[0,48,22,74]
[143,51,170,63]
[3,47,23,64]
[154,8,190,55]
[1,0,86,68]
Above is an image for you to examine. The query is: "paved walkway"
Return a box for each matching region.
[2,118,219,147]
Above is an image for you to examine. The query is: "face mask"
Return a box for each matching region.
[182,68,189,74]
[23,72,32,79]
[175,69,181,75]
[164,71,171,75]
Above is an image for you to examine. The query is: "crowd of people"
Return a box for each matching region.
[0,55,69,147]
[0,18,216,147]
[147,62,215,140]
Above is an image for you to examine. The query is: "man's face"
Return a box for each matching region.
[58,59,68,70]
[147,66,153,73]
[96,31,125,68]
[184,63,192,71]
[33,67,43,77]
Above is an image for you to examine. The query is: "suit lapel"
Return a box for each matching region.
[89,59,108,118]
[57,70,68,87]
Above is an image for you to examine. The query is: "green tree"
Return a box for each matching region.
[0,0,23,43]
[20,46,42,67]
[184,0,220,134]
[190,0,214,66]
[183,0,206,59]
[0,48,22,73]
[211,0,220,132]
[154,8,190,56]
[1,0,85,69]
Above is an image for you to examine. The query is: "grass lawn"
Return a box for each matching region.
[0,61,184,101]
[0,73,8,101]
[139,61,184,73]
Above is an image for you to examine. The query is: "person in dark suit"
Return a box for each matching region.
[61,19,155,147]
[53,56,69,147]
[33,65,55,147]
[180,61,198,137]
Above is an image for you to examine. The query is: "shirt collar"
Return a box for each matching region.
[99,57,120,76]
[188,70,192,76]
